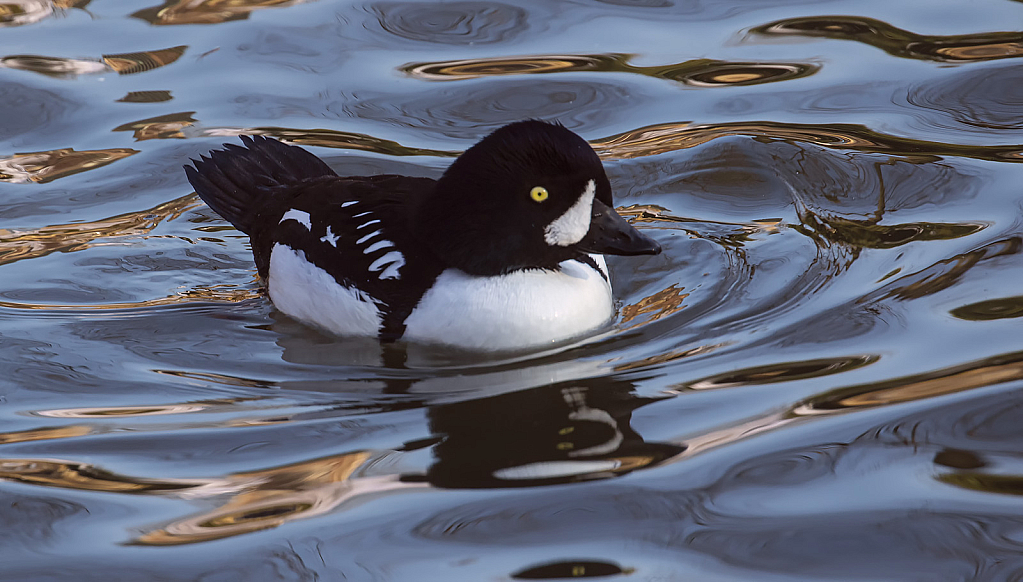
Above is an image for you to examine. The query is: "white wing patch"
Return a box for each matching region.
[320,226,340,247]
[279,209,312,231]
[544,179,595,247]
[341,200,358,208]
[268,243,382,336]
[357,219,381,230]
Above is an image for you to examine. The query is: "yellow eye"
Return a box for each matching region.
[530,186,549,202]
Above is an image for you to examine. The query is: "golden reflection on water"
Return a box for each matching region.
[951,296,1023,321]
[0,425,93,444]
[117,90,174,103]
[755,15,1023,63]
[402,54,817,87]
[113,111,196,141]
[0,286,260,312]
[591,120,1023,162]
[0,45,185,78]
[619,284,689,329]
[0,147,137,183]
[103,45,186,74]
[673,350,1023,418]
[664,352,1023,462]
[799,352,1023,412]
[0,193,198,265]
[877,237,1020,302]
[613,344,724,372]
[681,356,881,392]
[132,0,311,26]
[36,403,220,418]
[796,213,988,250]
[0,459,204,493]
[153,369,274,389]
[182,126,457,157]
[0,0,88,28]
[244,126,458,157]
[0,450,416,545]
[137,452,379,545]
[938,472,1023,497]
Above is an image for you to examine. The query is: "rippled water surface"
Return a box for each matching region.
[4,0,1023,579]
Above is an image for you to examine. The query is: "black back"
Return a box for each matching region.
[185,137,445,339]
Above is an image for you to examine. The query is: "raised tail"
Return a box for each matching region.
[184,135,337,235]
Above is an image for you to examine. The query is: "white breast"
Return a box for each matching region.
[267,243,382,337]
[403,256,613,351]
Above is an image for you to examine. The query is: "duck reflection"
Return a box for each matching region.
[0,375,682,544]
[424,380,683,489]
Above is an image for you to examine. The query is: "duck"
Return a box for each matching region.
[184,120,660,351]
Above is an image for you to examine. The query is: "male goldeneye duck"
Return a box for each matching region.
[184,120,660,351]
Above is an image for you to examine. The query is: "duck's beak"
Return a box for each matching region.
[577,199,661,256]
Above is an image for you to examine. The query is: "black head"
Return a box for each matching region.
[415,120,659,276]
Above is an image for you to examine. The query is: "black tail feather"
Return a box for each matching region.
[184,135,337,235]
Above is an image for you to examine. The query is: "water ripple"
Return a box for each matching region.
[402,53,817,87]
[368,1,527,45]
[908,63,1023,131]
[753,15,1023,63]
[593,120,1023,162]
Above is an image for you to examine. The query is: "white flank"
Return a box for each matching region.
[368,251,405,276]
[357,219,381,229]
[279,209,312,230]
[356,229,382,245]
[341,200,358,207]
[403,255,612,350]
[320,226,339,247]
[363,239,394,254]
[544,179,595,246]
[268,243,382,336]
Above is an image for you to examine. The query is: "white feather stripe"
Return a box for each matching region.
[268,244,382,336]
[363,239,395,254]
[544,179,595,246]
[356,230,382,244]
[341,201,358,207]
[357,219,381,229]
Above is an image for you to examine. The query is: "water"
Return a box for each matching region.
[3,0,1023,579]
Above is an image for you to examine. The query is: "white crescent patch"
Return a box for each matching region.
[544,179,595,247]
